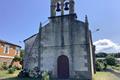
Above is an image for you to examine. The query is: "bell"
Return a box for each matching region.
[64,2,69,10]
[56,2,61,12]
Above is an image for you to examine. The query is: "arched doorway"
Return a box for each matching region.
[57,55,69,79]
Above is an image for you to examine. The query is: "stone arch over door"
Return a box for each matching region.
[57,55,69,79]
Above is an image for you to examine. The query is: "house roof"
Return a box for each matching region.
[0,39,21,48]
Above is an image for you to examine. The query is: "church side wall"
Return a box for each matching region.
[72,22,91,79]
[24,35,39,70]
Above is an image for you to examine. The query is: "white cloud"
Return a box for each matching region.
[93,39,120,53]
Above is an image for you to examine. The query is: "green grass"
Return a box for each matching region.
[112,64,120,71]
[0,70,20,79]
[0,70,120,80]
[4,77,41,80]
[0,70,40,80]
[93,72,120,80]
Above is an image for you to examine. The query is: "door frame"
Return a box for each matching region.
[57,55,69,79]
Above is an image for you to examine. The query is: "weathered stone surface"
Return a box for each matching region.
[23,14,94,80]
[23,0,95,80]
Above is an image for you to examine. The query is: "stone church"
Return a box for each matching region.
[23,0,95,79]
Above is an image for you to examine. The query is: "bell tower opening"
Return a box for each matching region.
[50,0,75,17]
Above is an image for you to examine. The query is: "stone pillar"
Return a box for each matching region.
[69,0,75,14]
[51,0,56,17]
[61,0,64,15]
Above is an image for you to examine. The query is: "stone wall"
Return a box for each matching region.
[24,14,93,80]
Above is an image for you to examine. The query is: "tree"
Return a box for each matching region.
[9,49,24,68]
[19,49,24,68]
[105,55,117,66]
[114,53,120,58]
[96,52,108,58]
[96,60,104,71]
[96,59,107,71]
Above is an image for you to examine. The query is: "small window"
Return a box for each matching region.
[16,47,20,54]
[4,45,9,54]
[0,43,4,48]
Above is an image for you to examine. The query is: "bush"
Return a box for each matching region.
[13,55,22,62]
[41,71,49,80]
[16,66,22,70]
[96,61,103,71]
[0,62,8,70]
[96,59,107,71]
[105,55,117,66]
[0,63,3,70]
[8,67,16,74]
[13,65,22,70]
[115,64,120,67]
[18,69,29,78]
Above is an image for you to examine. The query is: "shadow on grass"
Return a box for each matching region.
[3,77,41,80]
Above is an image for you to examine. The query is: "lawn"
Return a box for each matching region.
[0,70,120,80]
[0,70,40,80]
[112,64,120,71]
[93,72,120,80]
[0,70,21,80]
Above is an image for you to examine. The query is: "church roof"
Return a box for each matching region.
[24,33,37,42]
[24,22,50,42]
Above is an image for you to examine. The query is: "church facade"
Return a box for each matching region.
[23,0,95,80]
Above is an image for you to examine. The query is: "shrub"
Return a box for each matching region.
[13,65,22,70]
[1,62,8,70]
[115,64,120,67]
[8,67,16,74]
[41,71,49,80]
[96,61,103,71]
[16,66,22,70]
[0,62,3,70]
[105,55,117,66]
[13,55,21,62]
[96,59,107,71]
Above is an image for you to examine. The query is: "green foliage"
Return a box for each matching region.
[41,71,50,80]
[111,53,120,58]
[0,63,3,70]
[96,61,104,71]
[14,65,22,70]
[9,50,24,68]
[96,52,120,58]
[13,49,25,62]
[0,62,8,70]
[105,55,117,66]
[13,55,22,62]
[20,49,24,67]
[96,59,107,71]
[115,64,120,67]
[20,49,24,58]
[96,52,108,58]
[8,67,16,74]
[112,64,120,71]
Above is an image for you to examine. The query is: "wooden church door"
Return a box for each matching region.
[57,55,69,79]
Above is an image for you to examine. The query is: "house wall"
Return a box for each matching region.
[0,42,21,65]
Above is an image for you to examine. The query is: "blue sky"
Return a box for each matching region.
[0,0,120,52]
